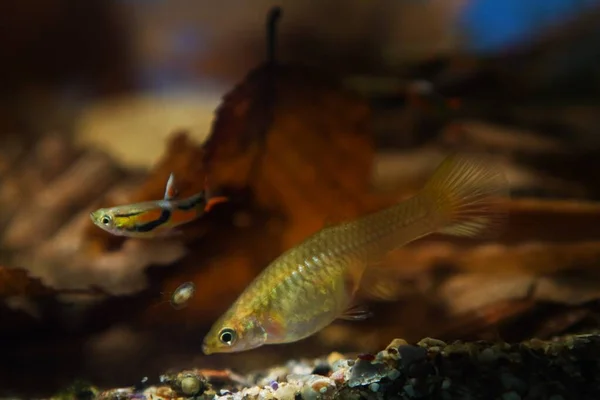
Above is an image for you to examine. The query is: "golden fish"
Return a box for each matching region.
[202,154,508,354]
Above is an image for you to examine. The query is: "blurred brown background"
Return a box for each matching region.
[2,0,600,397]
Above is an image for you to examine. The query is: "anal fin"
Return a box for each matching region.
[357,250,423,302]
[358,275,406,301]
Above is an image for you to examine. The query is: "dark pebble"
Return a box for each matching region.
[398,346,428,368]
[358,353,376,362]
[408,361,436,379]
[312,363,332,376]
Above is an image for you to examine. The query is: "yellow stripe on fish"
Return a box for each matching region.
[90,173,229,238]
[202,153,509,354]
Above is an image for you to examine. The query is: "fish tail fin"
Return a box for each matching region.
[420,153,509,239]
[201,176,229,213]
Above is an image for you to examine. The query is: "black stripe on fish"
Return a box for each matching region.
[115,210,146,218]
[176,193,205,211]
[135,208,171,232]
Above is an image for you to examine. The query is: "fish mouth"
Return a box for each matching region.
[201,343,212,355]
[89,210,100,222]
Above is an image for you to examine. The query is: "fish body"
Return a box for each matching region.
[90,173,228,238]
[150,281,197,310]
[170,281,196,310]
[202,154,508,354]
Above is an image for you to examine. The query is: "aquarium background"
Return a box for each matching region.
[2,0,600,397]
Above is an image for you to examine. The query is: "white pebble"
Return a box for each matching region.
[274,383,299,400]
[369,383,380,392]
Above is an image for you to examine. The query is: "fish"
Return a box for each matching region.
[149,281,196,310]
[202,154,509,354]
[90,173,228,238]
[169,281,196,310]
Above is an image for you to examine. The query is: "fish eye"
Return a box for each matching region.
[101,215,112,225]
[218,328,237,346]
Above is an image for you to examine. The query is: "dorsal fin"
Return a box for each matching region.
[164,173,179,201]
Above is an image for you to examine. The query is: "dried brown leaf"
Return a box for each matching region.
[0,133,82,233]
[204,64,376,249]
[3,149,123,250]
[0,265,56,297]
[80,62,379,329]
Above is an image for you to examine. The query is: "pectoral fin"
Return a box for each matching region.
[338,304,373,321]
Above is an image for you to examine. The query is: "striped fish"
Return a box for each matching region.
[90,173,228,238]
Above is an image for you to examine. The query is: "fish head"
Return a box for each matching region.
[90,205,150,237]
[202,313,267,355]
[90,208,122,235]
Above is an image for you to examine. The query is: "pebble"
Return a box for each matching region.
[329,369,346,384]
[286,361,313,376]
[181,376,202,395]
[347,359,387,387]
[311,363,332,376]
[478,348,497,364]
[274,383,299,400]
[387,369,401,381]
[331,359,351,372]
[500,373,527,393]
[548,395,565,400]
[403,384,416,397]
[501,391,521,400]
[417,338,447,350]
[326,352,345,366]
[397,345,428,367]
[386,338,409,352]
[287,374,336,400]
[245,386,260,398]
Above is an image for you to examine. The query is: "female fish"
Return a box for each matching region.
[202,154,508,354]
[90,173,228,238]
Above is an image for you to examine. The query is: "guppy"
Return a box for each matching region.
[150,281,196,310]
[90,173,228,238]
[202,154,508,354]
[169,281,196,310]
